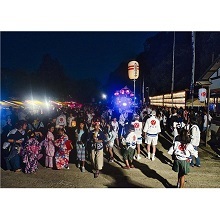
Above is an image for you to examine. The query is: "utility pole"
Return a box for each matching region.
[146,87,149,105]
[171,32,175,107]
[142,76,145,105]
[191,31,196,109]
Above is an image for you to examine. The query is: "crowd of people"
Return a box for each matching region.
[0,103,215,187]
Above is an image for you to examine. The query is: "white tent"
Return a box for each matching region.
[185,98,205,107]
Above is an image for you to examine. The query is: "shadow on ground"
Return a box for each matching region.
[208,138,220,157]
[132,160,175,188]
[101,161,146,188]
[199,144,220,157]
[158,133,173,151]
[155,149,173,167]
[100,148,146,187]
[101,149,174,188]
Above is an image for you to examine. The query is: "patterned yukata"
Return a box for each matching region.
[44,131,55,168]
[54,134,72,169]
[22,138,41,174]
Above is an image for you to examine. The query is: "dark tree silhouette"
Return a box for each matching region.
[36,54,68,99]
[106,32,220,97]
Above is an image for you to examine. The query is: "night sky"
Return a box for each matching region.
[1,32,157,84]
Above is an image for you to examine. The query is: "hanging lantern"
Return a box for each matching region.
[120,89,125,95]
[128,61,139,80]
[198,88,207,102]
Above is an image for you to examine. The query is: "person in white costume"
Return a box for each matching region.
[203,110,212,132]
[143,110,161,161]
[67,113,75,128]
[111,117,119,147]
[168,129,198,188]
[131,115,142,160]
[122,125,137,169]
[188,117,201,167]
[56,112,67,128]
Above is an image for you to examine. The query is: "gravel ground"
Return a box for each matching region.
[1,133,220,188]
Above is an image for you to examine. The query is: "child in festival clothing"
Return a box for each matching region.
[21,131,41,174]
[54,128,72,170]
[44,124,55,168]
[104,123,116,162]
[168,129,198,188]
[131,115,143,160]
[88,122,106,178]
[75,121,88,172]
[123,125,137,169]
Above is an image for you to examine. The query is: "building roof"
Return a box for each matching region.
[197,55,220,82]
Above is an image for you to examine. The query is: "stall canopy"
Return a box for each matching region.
[0,100,24,108]
[185,98,205,107]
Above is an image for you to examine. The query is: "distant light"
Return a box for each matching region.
[114,91,120,96]
[102,94,107,99]
[44,98,50,108]
[122,102,127,106]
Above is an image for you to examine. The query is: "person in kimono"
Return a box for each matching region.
[21,131,41,174]
[54,128,72,170]
[4,120,28,172]
[44,124,55,168]
[28,116,44,142]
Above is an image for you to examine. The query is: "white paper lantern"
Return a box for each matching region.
[128,61,139,80]
[198,88,207,102]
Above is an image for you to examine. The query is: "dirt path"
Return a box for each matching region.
[1,133,220,188]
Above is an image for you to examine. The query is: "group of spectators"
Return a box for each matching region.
[0,103,215,187]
